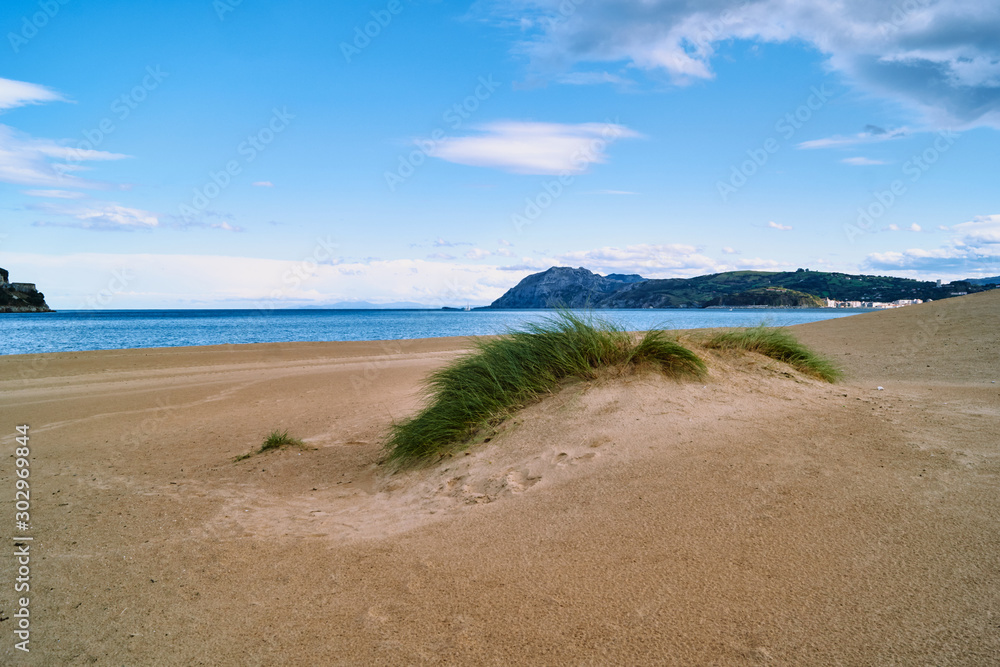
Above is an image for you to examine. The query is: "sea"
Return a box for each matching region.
[0,308,873,356]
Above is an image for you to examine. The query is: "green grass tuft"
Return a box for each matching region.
[234,429,306,461]
[385,311,706,464]
[705,325,841,382]
[260,429,305,451]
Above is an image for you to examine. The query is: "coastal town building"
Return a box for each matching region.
[827,298,923,309]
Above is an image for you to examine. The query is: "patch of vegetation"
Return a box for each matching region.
[703,287,825,308]
[385,311,706,464]
[233,429,307,461]
[705,325,841,382]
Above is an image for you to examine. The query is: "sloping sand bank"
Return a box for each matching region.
[2,291,998,665]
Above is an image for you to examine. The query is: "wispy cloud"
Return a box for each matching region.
[167,209,244,232]
[0,78,66,111]
[0,124,129,188]
[434,237,473,247]
[31,201,159,231]
[426,121,641,175]
[841,156,888,166]
[798,127,907,150]
[252,181,274,187]
[768,221,793,231]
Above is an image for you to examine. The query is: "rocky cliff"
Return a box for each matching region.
[0,268,54,313]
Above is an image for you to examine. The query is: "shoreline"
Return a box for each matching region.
[0,308,875,358]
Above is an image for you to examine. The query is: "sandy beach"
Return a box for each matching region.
[2,291,998,665]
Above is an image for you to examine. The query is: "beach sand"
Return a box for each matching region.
[1,291,998,665]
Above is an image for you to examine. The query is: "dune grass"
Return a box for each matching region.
[385,311,706,464]
[705,325,841,382]
[234,429,306,461]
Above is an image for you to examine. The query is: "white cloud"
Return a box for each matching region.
[909,223,922,232]
[864,213,1000,276]
[841,156,889,166]
[426,121,641,175]
[554,244,716,276]
[952,214,1000,244]
[166,209,244,232]
[0,124,129,188]
[0,78,66,111]
[768,221,792,230]
[434,237,473,247]
[501,1,1000,127]
[799,126,907,150]
[252,181,274,187]
[31,201,159,231]
[465,248,493,259]
[721,246,739,254]
[550,243,787,278]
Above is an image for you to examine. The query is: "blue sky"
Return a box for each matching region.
[1,0,999,308]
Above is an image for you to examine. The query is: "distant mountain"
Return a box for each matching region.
[966,276,1000,286]
[0,267,53,313]
[487,267,648,309]
[485,267,995,309]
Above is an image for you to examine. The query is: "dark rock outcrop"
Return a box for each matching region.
[0,268,54,313]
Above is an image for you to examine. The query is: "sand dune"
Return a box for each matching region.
[1,291,998,665]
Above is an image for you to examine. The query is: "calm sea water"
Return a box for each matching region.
[0,308,871,356]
